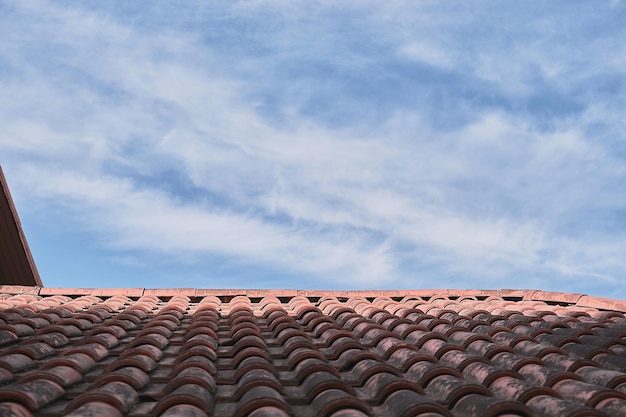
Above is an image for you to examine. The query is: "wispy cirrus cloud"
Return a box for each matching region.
[1,1,626,295]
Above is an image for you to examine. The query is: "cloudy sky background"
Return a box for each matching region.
[2,1,626,296]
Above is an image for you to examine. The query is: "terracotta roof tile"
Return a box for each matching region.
[2,288,626,416]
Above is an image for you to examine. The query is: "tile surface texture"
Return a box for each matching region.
[1,287,626,416]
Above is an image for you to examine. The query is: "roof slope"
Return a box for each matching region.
[1,288,626,416]
[0,167,41,286]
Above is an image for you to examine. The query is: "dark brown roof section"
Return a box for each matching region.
[0,167,42,287]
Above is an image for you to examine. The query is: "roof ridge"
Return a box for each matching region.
[1,286,625,313]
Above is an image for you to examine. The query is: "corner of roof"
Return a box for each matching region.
[0,166,42,287]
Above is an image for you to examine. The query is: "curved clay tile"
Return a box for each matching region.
[126,303,154,314]
[310,388,372,417]
[259,296,282,310]
[277,334,314,355]
[525,394,608,417]
[291,304,321,319]
[408,363,463,387]
[126,332,172,349]
[105,354,157,374]
[198,295,221,305]
[63,342,109,361]
[158,404,208,417]
[513,358,567,382]
[0,353,35,373]
[115,311,144,324]
[91,366,150,391]
[183,332,218,350]
[273,324,305,344]
[379,389,452,417]
[87,324,127,339]
[353,306,384,320]
[462,361,520,386]
[229,325,263,344]
[15,316,52,329]
[439,349,488,372]
[358,326,399,348]
[592,352,626,373]
[4,341,55,360]
[152,384,214,416]
[66,381,138,414]
[289,357,338,384]
[120,344,164,362]
[263,308,287,323]
[72,312,104,325]
[40,352,96,374]
[247,406,292,417]
[228,357,276,386]
[490,375,562,403]
[0,310,27,321]
[233,369,284,400]
[227,312,258,328]
[19,365,82,388]
[65,402,124,417]
[285,349,328,374]
[426,373,493,405]
[0,323,34,338]
[0,379,64,411]
[174,345,217,363]
[320,338,364,362]
[359,372,424,404]
[171,355,217,377]
[76,333,118,350]
[85,308,111,321]
[341,358,401,387]
[453,394,535,417]
[327,307,357,321]
[332,348,378,371]
[165,367,216,394]
[189,309,220,325]
[230,347,272,370]
[0,328,18,346]
[0,402,33,417]
[575,366,626,389]
[161,303,188,314]
[35,323,82,338]
[234,386,293,417]
[305,316,336,335]
[552,378,626,407]
[0,368,13,385]
[378,316,411,333]
[405,330,448,349]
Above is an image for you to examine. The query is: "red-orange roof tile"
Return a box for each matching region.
[1,288,626,416]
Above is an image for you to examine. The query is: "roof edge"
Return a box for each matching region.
[0,167,42,286]
[2,286,625,313]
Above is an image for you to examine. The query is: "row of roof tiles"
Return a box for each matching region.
[1,290,626,416]
[2,286,626,313]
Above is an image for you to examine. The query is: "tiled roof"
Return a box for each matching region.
[1,288,626,417]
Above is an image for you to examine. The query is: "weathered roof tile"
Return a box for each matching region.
[1,288,626,416]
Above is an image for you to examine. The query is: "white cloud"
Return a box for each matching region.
[13,164,394,286]
[1,1,626,293]
[399,41,453,69]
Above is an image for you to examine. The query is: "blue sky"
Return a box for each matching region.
[2,1,626,297]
